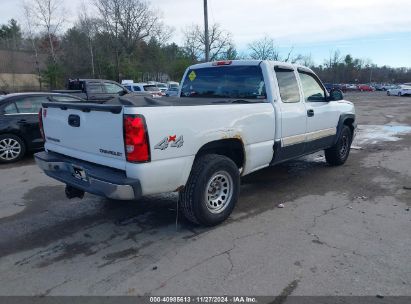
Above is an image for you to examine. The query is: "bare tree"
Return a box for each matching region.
[183,23,233,61]
[281,46,303,64]
[296,54,314,67]
[78,3,99,77]
[22,4,42,89]
[27,0,65,63]
[325,50,342,82]
[248,36,279,61]
[95,0,167,80]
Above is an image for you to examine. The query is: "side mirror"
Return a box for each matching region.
[119,89,128,96]
[329,89,344,101]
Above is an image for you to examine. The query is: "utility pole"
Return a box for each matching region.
[203,0,210,62]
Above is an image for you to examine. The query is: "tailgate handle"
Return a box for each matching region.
[68,114,80,127]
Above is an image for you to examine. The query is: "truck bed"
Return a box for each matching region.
[105,95,266,107]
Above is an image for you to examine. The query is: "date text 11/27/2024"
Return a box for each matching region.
[149,296,257,303]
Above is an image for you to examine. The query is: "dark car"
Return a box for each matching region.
[53,79,129,103]
[324,83,347,93]
[0,92,84,163]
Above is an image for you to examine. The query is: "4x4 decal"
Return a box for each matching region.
[155,135,184,150]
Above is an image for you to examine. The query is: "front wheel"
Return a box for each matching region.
[179,154,240,226]
[325,125,352,166]
[0,134,26,164]
[387,91,391,96]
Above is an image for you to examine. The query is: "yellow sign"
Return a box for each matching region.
[188,70,197,81]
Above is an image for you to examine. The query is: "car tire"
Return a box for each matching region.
[387,91,390,96]
[398,92,402,97]
[179,154,240,226]
[0,134,26,164]
[325,125,352,166]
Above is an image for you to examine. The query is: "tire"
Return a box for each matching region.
[387,91,390,96]
[179,154,240,226]
[325,125,352,166]
[0,134,26,164]
[398,92,402,97]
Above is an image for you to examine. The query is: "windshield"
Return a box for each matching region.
[181,66,267,99]
[144,85,161,92]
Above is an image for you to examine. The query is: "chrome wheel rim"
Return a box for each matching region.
[340,134,349,159]
[0,138,21,161]
[205,171,233,214]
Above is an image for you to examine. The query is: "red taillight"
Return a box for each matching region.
[38,109,45,140]
[212,60,232,66]
[123,114,150,162]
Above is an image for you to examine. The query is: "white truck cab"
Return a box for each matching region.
[35,60,356,226]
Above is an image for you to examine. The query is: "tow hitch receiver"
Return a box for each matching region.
[65,185,85,199]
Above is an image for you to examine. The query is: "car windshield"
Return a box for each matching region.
[144,85,161,92]
[181,65,267,99]
[156,84,167,88]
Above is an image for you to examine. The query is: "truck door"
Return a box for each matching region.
[102,82,127,100]
[85,81,106,102]
[297,69,339,152]
[274,66,307,160]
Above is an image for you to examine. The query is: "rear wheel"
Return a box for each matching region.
[325,126,352,166]
[398,92,402,97]
[0,134,26,163]
[387,91,391,96]
[179,154,240,226]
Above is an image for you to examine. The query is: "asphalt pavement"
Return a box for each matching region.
[0,92,410,297]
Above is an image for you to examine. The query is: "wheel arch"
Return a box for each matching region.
[195,138,245,170]
[0,131,28,148]
[334,114,356,145]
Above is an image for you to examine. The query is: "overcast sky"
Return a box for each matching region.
[1,0,411,67]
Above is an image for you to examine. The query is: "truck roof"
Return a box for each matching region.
[188,60,313,73]
[68,79,120,83]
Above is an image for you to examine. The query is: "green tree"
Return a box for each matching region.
[0,19,22,49]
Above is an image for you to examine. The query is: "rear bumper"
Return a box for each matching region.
[34,151,141,200]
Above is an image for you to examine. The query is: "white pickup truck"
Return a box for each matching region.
[35,60,356,226]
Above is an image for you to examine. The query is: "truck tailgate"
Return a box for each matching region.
[42,103,126,170]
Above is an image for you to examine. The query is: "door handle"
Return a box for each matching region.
[307,109,314,117]
[17,119,27,124]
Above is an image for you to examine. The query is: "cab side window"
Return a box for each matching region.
[4,103,18,114]
[104,82,124,94]
[87,82,104,94]
[14,96,47,114]
[274,67,301,103]
[298,72,326,102]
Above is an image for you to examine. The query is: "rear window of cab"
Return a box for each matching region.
[181,66,267,100]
